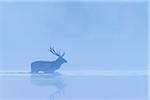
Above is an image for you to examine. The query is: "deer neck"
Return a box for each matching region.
[55,58,64,67]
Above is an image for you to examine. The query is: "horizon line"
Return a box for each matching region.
[0,70,149,76]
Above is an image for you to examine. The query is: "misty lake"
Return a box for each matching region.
[0,70,148,100]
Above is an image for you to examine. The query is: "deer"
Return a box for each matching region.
[31,47,67,74]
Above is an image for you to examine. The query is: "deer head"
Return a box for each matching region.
[49,46,67,63]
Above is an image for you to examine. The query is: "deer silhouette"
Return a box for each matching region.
[31,47,67,73]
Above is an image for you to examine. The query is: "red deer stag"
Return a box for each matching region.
[31,47,67,73]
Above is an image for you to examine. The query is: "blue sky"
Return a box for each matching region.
[0,2,148,71]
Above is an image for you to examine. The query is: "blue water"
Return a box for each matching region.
[0,71,148,100]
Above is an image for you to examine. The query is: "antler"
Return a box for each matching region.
[49,46,65,57]
[61,51,65,57]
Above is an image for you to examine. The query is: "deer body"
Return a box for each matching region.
[31,47,67,74]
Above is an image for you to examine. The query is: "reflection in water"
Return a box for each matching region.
[30,72,66,100]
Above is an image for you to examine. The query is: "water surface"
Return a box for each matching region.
[0,71,148,100]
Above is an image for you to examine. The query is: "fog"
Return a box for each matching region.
[0,2,148,71]
[0,1,148,100]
